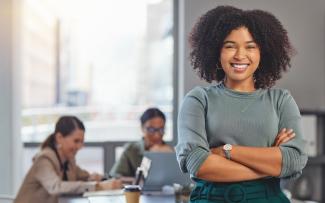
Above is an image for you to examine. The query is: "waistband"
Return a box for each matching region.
[190,178,281,203]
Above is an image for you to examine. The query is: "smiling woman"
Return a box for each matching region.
[14,116,122,203]
[176,5,308,203]
[220,27,260,92]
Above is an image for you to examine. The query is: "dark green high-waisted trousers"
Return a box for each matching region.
[190,178,290,203]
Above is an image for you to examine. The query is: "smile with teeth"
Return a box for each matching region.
[231,63,249,70]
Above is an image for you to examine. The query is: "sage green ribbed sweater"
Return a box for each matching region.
[176,83,308,179]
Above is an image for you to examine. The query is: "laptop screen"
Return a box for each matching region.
[140,152,192,191]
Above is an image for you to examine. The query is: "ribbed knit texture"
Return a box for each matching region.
[176,83,308,179]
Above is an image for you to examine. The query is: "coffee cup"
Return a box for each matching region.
[123,185,141,203]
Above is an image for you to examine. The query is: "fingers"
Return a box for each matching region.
[108,179,123,189]
[280,135,295,144]
[98,179,123,190]
[89,173,103,181]
[88,173,104,181]
[276,129,295,146]
[273,128,295,146]
[274,128,295,146]
[277,129,294,144]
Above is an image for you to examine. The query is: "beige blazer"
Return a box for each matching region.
[14,147,96,203]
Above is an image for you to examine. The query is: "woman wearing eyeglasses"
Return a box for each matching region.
[109,107,173,179]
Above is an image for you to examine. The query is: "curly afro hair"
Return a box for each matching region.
[189,6,295,89]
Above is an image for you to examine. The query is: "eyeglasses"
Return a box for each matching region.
[145,127,165,135]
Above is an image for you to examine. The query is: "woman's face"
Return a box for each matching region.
[142,117,165,149]
[220,26,260,89]
[57,129,84,161]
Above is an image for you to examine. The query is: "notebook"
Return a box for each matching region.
[140,152,192,192]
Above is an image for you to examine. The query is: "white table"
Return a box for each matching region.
[59,194,175,203]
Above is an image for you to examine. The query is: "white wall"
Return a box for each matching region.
[0,0,23,195]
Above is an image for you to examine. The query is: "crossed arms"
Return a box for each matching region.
[176,87,308,182]
[196,129,295,182]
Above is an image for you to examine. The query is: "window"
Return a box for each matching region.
[21,0,174,143]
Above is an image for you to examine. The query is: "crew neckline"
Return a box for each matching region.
[218,82,262,98]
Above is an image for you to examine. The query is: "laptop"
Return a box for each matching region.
[140,152,192,192]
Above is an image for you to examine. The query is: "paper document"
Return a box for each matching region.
[83,189,123,197]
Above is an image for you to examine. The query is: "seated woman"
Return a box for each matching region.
[109,107,173,179]
[15,116,122,203]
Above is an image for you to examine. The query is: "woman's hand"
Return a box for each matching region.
[95,179,123,191]
[273,128,295,146]
[211,128,296,155]
[88,172,104,181]
[210,146,224,157]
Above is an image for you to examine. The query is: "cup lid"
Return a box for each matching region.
[123,185,141,192]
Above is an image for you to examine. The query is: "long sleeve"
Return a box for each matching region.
[277,90,308,178]
[109,141,144,177]
[109,149,134,177]
[34,157,96,195]
[175,85,308,179]
[176,87,210,176]
[75,164,90,181]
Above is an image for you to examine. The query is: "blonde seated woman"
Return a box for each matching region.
[15,116,122,203]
